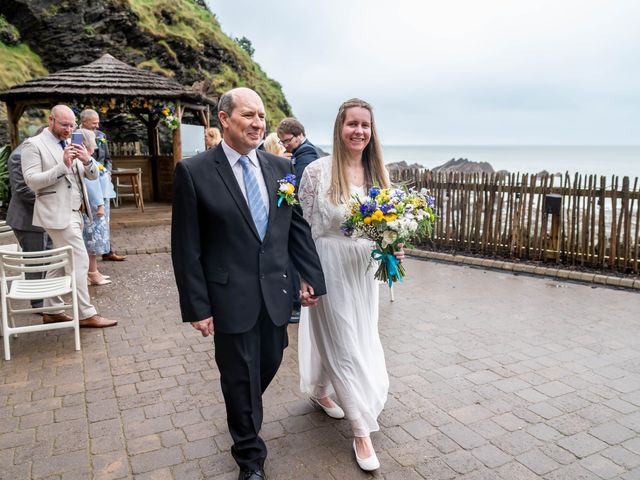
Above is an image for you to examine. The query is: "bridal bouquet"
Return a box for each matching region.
[341,186,436,286]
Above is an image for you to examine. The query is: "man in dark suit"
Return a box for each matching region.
[276,117,320,182]
[171,87,326,480]
[6,138,53,309]
[79,108,126,262]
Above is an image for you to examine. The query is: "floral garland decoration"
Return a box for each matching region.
[71,98,180,130]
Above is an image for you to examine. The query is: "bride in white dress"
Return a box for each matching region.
[298,98,404,471]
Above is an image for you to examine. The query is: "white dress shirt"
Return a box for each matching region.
[221,140,270,214]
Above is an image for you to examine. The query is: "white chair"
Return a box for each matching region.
[0,221,22,317]
[0,246,80,361]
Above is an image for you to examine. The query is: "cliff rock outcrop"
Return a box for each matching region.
[0,0,292,143]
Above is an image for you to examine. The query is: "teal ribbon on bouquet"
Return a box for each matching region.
[371,249,403,288]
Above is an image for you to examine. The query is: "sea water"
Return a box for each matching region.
[317,145,640,180]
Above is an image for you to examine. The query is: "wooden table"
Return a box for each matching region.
[111,168,145,212]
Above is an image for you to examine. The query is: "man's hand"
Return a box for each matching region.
[71,144,92,164]
[300,279,319,307]
[62,145,75,168]
[191,317,214,337]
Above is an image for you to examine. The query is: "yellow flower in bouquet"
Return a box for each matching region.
[342,186,436,286]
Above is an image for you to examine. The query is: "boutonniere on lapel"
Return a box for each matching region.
[97,137,107,146]
[276,174,299,207]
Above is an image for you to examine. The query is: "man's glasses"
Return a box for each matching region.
[53,117,77,130]
[278,135,295,146]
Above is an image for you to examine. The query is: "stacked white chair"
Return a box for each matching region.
[0,245,80,360]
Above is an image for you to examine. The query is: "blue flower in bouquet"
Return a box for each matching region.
[359,201,377,217]
[379,203,394,214]
[341,186,437,287]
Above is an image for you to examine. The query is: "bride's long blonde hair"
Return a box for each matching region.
[329,98,389,205]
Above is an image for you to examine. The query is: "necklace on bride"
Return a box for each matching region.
[347,166,365,186]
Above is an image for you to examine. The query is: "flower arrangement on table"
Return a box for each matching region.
[341,186,436,286]
[276,174,298,207]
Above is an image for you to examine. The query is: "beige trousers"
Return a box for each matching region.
[44,211,98,319]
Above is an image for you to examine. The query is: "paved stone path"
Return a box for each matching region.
[1,225,640,479]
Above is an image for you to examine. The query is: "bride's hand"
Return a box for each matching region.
[394,243,405,263]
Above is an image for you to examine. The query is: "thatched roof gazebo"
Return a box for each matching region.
[0,53,217,201]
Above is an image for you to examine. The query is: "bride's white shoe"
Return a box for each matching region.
[353,439,380,471]
[310,397,345,419]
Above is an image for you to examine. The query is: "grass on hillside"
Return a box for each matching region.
[124,0,290,123]
[0,42,48,91]
[137,58,175,77]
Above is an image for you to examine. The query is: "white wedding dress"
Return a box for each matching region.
[298,156,389,437]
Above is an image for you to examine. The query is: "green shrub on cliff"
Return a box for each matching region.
[124,0,290,124]
[0,41,48,91]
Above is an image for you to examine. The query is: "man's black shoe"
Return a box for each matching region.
[238,469,266,480]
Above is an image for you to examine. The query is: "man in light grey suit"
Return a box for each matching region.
[21,104,117,328]
[6,138,53,309]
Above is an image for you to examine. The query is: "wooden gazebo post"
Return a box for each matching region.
[6,102,25,150]
[147,116,161,201]
[172,102,184,167]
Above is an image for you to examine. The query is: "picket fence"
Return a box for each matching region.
[390,169,640,274]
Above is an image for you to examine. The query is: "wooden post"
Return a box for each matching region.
[6,102,25,149]
[147,115,160,202]
[172,102,184,168]
[544,194,562,262]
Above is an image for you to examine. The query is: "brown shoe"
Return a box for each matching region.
[42,312,74,323]
[79,315,118,328]
[102,252,126,261]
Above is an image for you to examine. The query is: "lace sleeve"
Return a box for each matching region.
[298,161,321,238]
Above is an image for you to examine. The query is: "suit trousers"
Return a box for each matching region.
[214,302,288,470]
[44,211,98,319]
[12,229,53,308]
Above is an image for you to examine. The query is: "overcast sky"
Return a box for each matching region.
[208,0,640,146]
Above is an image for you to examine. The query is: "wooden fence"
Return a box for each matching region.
[390,169,640,274]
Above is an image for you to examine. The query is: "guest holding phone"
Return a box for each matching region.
[21,105,117,328]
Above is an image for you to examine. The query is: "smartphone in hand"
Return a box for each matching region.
[71,132,83,145]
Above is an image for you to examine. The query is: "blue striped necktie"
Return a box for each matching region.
[238,155,268,240]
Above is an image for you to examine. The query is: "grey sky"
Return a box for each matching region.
[208,0,640,145]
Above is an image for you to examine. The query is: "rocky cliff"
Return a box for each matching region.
[0,0,292,143]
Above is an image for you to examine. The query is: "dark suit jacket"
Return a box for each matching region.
[291,139,320,182]
[171,144,326,334]
[6,144,44,233]
[93,130,112,171]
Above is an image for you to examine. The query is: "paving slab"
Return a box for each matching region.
[0,224,639,479]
